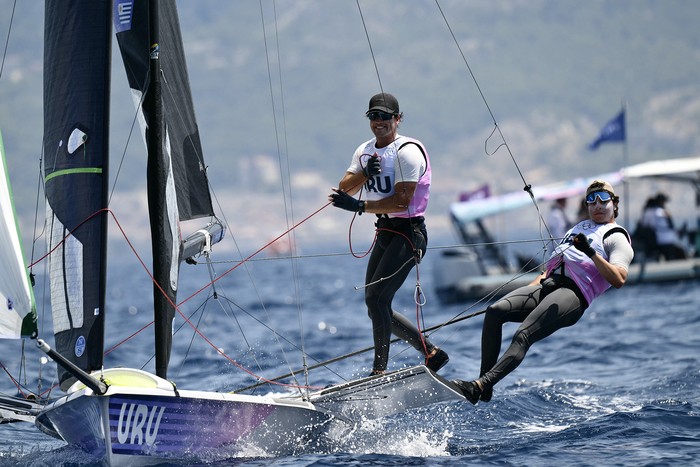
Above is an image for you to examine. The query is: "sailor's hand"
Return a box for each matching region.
[329,188,365,214]
[573,233,595,257]
[362,155,381,178]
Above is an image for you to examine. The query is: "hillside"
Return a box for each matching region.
[1,0,699,252]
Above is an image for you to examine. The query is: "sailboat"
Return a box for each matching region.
[0,1,464,464]
[435,157,700,303]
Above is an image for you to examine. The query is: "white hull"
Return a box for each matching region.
[308,365,463,421]
[34,369,332,465]
[34,367,464,465]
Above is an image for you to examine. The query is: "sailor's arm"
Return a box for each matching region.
[362,181,416,214]
[589,255,628,288]
[592,232,634,288]
[338,171,367,196]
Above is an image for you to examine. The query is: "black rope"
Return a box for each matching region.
[233,308,487,393]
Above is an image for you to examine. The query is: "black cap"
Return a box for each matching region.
[366,93,400,115]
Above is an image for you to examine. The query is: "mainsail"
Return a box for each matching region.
[114,0,214,378]
[0,130,37,339]
[43,0,112,390]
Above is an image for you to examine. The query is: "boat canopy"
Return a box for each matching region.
[450,156,700,226]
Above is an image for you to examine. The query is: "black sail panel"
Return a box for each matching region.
[115,0,214,221]
[43,0,112,391]
[115,0,213,378]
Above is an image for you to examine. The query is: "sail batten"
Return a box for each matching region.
[44,168,103,183]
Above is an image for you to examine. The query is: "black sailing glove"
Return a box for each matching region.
[330,189,365,214]
[362,155,382,178]
[573,233,596,257]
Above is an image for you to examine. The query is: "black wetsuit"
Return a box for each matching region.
[478,275,587,390]
[365,215,434,371]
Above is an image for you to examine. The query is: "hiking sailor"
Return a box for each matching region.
[453,180,634,403]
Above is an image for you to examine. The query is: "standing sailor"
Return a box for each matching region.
[328,92,448,376]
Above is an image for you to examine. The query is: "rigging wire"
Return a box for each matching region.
[99,0,317,391]
[109,73,148,205]
[0,0,17,81]
[49,208,327,391]
[235,304,490,393]
[193,236,561,265]
[149,20,290,390]
[152,58,308,385]
[356,0,385,94]
[434,0,555,246]
[257,0,308,395]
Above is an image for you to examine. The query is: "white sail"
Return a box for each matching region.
[0,129,37,339]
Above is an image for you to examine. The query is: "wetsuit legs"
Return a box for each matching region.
[479,285,584,390]
[391,311,433,354]
[365,226,426,371]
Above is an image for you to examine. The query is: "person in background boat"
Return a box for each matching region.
[328,92,449,376]
[638,193,687,261]
[453,180,634,404]
[547,197,572,252]
[632,196,662,261]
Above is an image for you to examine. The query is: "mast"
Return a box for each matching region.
[145,0,176,379]
[115,0,217,380]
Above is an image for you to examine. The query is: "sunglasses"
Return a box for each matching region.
[366,111,395,121]
[585,191,613,204]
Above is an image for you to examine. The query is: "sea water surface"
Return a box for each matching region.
[0,244,698,466]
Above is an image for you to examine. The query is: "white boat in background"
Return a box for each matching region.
[434,156,700,303]
[0,1,464,464]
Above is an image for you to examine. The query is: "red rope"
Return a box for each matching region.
[0,360,28,398]
[23,201,426,391]
[27,206,332,390]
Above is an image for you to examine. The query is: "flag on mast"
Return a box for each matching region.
[588,110,625,150]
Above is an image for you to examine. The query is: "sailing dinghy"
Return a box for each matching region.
[0,1,464,464]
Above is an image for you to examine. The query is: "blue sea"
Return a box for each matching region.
[0,243,698,466]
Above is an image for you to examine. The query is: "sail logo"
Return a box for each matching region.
[114,1,134,32]
[116,403,166,446]
[74,335,86,357]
